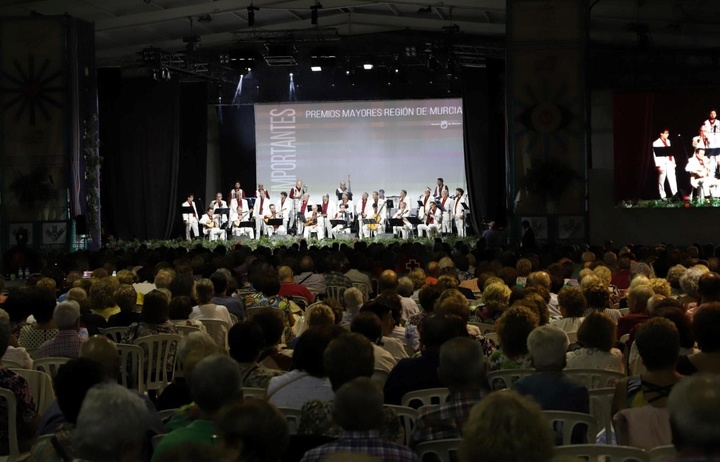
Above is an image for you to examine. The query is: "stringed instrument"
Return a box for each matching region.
[367,213,381,231]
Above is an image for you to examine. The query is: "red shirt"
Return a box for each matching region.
[278,282,314,304]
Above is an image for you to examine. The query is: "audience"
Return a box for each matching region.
[35,300,86,359]
[190,278,233,326]
[88,278,120,321]
[489,306,538,371]
[216,399,290,462]
[617,284,654,337]
[668,375,720,459]
[551,286,586,333]
[676,301,720,374]
[107,284,140,327]
[340,287,363,329]
[18,287,59,350]
[566,311,624,373]
[209,270,246,321]
[351,311,398,373]
[227,320,285,388]
[479,281,511,323]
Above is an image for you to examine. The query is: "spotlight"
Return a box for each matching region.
[395,68,399,73]
[311,66,322,72]
[363,64,373,70]
[346,70,350,75]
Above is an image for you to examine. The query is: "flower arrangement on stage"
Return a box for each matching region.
[84,115,102,237]
[617,197,720,208]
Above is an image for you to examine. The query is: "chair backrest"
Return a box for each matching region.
[372,369,390,387]
[0,388,19,457]
[174,324,202,336]
[401,387,450,409]
[278,407,303,435]
[291,296,310,311]
[484,332,499,344]
[565,369,625,389]
[486,369,534,391]
[196,318,229,348]
[588,387,615,442]
[2,360,24,369]
[648,445,677,462]
[12,368,54,415]
[246,306,270,319]
[243,387,266,400]
[33,357,70,378]
[385,404,418,447]
[117,344,145,392]
[132,334,181,392]
[229,314,239,325]
[467,322,495,334]
[567,331,578,343]
[157,408,177,423]
[619,308,630,316]
[325,285,344,302]
[351,282,369,300]
[152,434,166,450]
[554,444,650,462]
[543,411,599,446]
[415,438,461,462]
[100,327,129,344]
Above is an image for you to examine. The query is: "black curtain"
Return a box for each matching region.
[99,71,208,240]
[462,60,507,231]
[217,105,257,194]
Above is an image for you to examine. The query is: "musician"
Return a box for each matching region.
[200,207,225,241]
[210,193,228,210]
[418,188,433,219]
[296,193,310,236]
[338,192,353,214]
[417,202,442,238]
[398,190,408,210]
[693,126,713,149]
[331,203,352,238]
[453,188,468,238]
[277,191,291,231]
[372,191,386,228]
[303,204,323,240]
[229,181,246,209]
[704,109,719,134]
[652,128,677,200]
[320,194,335,239]
[361,203,382,239]
[336,176,351,200]
[230,199,253,239]
[263,204,287,237]
[433,178,449,199]
[254,189,269,239]
[182,193,199,240]
[392,201,412,239]
[356,192,373,221]
[289,180,304,210]
[438,189,452,234]
[686,148,720,200]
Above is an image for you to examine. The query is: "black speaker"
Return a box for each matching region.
[75,214,88,235]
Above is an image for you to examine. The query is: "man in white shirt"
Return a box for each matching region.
[391,201,412,239]
[210,192,227,210]
[182,193,199,240]
[686,148,719,200]
[417,202,442,238]
[438,189,452,234]
[453,188,468,237]
[277,191,292,231]
[303,204,323,240]
[319,194,335,239]
[331,204,352,238]
[652,128,677,200]
[418,187,433,220]
[263,204,286,237]
[229,199,254,239]
[253,188,269,239]
[199,207,225,241]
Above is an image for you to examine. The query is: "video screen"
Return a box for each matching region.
[254,98,466,206]
[614,92,720,205]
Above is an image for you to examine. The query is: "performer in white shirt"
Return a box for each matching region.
[453,187,468,238]
[433,178,449,200]
[289,180,304,229]
[391,201,412,239]
[296,193,310,236]
[229,199,253,239]
[182,193,200,240]
[210,192,228,210]
[417,202,442,238]
[319,194,335,239]
[686,148,720,200]
[263,204,286,237]
[356,193,374,238]
[703,109,720,134]
[337,193,353,215]
[200,207,225,241]
[303,204,323,240]
[229,181,245,209]
[438,189,452,234]
[331,203,352,238]
[372,191,386,228]
[361,203,382,239]
[277,191,292,231]
[335,175,351,200]
[652,128,677,200]
[253,190,269,239]
[418,188,433,220]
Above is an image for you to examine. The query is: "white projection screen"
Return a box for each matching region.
[254,98,466,207]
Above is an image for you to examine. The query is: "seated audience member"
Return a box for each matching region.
[527,271,560,317]
[227,321,284,389]
[384,314,466,405]
[551,287,586,333]
[489,306,538,371]
[88,278,120,321]
[0,309,32,369]
[617,284,654,338]
[122,289,179,343]
[209,270,245,321]
[513,325,590,416]
[582,280,623,323]
[3,287,31,338]
[406,283,443,335]
[68,287,106,336]
[74,384,151,462]
[435,288,495,357]
[168,295,206,332]
[351,311,397,374]
[612,318,681,417]
[156,332,222,411]
[300,378,419,462]
[0,320,36,454]
[107,284,140,327]
[298,332,400,440]
[278,265,315,304]
[340,287,363,329]
[676,302,720,375]
[36,300,86,359]
[566,312,624,373]
[479,281,511,323]
[153,442,225,462]
[294,256,326,296]
[678,265,708,310]
[360,298,408,359]
[397,276,421,322]
[244,267,297,344]
[18,287,59,350]
[296,303,336,339]
[267,326,343,409]
[411,337,487,447]
[216,400,290,462]
[191,278,233,326]
[668,375,720,459]
[253,308,293,371]
[29,358,105,461]
[519,289,551,326]
[153,355,244,461]
[460,390,555,462]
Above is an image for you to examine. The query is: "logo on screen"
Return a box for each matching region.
[432,120,460,130]
[441,121,448,129]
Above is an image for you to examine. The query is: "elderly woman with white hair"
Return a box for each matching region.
[678,265,709,308]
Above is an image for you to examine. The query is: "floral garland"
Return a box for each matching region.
[83,114,102,237]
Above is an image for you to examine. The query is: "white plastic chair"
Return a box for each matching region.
[12,368,54,415]
[484,332,499,344]
[174,324,202,336]
[567,331,578,343]
[100,327,129,344]
[648,445,677,462]
[385,404,419,447]
[618,308,630,316]
[415,438,461,462]
[229,314,239,325]
[245,306,270,319]
[486,369,534,391]
[565,369,625,389]
[351,282,370,300]
[543,411,599,445]
[157,408,177,423]
[589,387,615,443]
[117,344,145,391]
[401,387,449,408]
[242,387,266,400]
[196,318,229,349]
[1,360,24,369]
[372,368,390,387]
[325,285,345,302]
[278,407,302,435]
[0,388,20,461]
[33,357,70,378]
[554,444,650,461]
[467,322,495,334]
[132,334,181,393]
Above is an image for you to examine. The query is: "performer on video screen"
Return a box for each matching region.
[652,128,677,200]
[703,109,720,134]
[686,148,719,200]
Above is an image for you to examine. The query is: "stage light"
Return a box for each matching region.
[311,66,322,72]
[395,68,399,73]
[247,2,259,26]
[289,72,294,76]
[363,64,373,70]
[310,1,322,25]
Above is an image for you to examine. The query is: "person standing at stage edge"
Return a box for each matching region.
[652,128,678,200]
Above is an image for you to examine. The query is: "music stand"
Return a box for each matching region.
[385,200,394,209]
[181,205,194,216]
[388,218,405,227]
[703,148,720,157]
[265,219,283,226]
[330,220,347,227]
[653,146,676,157]
[407,217,423,225]
[238,221,255,228]
[417,200,425,209]
[363,218,378,225]
[435,203,446,212]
